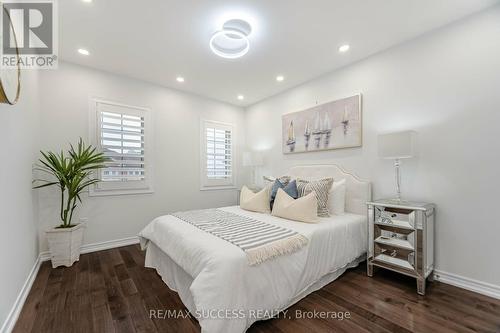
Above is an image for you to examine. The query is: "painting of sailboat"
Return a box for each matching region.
[304,120,311,150]
[286,120,296,152]
[282,94,362,154]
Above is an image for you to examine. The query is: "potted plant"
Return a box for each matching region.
[34,139,107,268]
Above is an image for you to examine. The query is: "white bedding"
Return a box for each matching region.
[139,206,367,333]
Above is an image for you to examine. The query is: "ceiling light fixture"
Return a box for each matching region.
[78,48,90,56]
[210,19,252,59]
[338,44,350,53]
[237,95,244,100]
[276,75,284,82]
[82,0,92,3]
[176,76,185,83]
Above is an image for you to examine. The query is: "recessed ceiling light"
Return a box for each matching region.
[237,95,244,100]
[210,19,252,59]
[276,75,284,82]
[176,76,185,83]
[338,44,350,53]
[82,0,92,3]
[78,48,90,56]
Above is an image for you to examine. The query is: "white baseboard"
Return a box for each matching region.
[39,236,140,262]
[2,236,140,333]
[0,254,42,333]
[434,270,500,300]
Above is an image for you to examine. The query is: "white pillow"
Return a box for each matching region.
[272,188,319,223]
[328,179,346,215]
[240,186,271,214]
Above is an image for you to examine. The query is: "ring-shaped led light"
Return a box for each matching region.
[209,29,250,59]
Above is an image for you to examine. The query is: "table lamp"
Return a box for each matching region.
[243,152,264,189]
[378,131,417,202]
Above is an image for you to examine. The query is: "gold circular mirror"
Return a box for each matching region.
[0,5,21,105]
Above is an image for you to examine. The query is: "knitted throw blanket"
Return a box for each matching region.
[172,209,308,266]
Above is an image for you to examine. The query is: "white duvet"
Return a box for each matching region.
[138,206,367,333]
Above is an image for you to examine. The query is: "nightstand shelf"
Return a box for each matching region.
[367,199,435,295]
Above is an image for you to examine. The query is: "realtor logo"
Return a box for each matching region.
[1,0,58,69]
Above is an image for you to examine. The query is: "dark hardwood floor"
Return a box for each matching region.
[14,245,500,333]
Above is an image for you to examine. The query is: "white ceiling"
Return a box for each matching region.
[59,0,499,106]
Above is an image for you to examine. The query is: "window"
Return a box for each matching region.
[200,120,235,190]
[89,99,153,196]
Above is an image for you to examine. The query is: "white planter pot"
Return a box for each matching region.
[46,224,85,268]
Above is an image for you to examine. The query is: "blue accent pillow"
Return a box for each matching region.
[270,179,298,209]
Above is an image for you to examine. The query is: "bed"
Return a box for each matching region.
[139,165,371,333]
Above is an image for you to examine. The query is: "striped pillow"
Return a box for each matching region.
[297,178,334,217]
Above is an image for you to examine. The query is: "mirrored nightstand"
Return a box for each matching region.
[367,199,435,295]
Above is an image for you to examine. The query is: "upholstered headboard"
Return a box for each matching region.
[286,164,371,216]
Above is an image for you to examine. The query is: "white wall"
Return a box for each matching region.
[245,6,500,286]
[37,62,245,251]
[0,71,40,328]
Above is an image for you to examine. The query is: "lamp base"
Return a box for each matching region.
[386,197,410,204]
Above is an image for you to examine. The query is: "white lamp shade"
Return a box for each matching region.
[243,152,264,166]
[378,131,417,159]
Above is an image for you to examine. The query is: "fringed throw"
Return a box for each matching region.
[172,209,308,266]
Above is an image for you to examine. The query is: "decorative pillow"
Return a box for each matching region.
[263,175,291,200]
[270,179,298,209]
[272,188,318,223]
[328,179,346,215]
[297,178,334,217]
[240,186,270,214]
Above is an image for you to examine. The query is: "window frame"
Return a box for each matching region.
[200,119,236,191]
[89,98,154,196]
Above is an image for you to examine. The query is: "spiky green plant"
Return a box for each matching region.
[33,139,108,228]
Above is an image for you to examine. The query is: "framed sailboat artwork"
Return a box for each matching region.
[282,94,362,154]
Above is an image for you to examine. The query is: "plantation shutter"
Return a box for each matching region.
[99,110,145,181]
[201,120,234,188]
[91,100,152,195]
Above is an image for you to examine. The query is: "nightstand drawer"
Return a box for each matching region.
[374,242,415,267]
[375,235,414,251]
[373,254,416,273]
[372,254,417,277]
[376,206,417,229]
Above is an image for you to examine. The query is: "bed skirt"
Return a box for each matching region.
[145,241,365,332]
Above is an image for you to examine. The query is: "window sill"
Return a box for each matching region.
[89,188,154,197]
[200,186,237,191]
